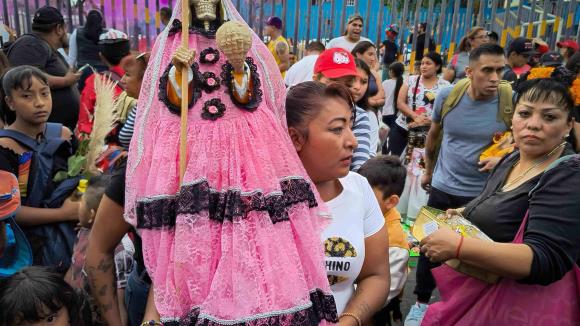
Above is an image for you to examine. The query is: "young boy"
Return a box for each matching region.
[358,155,409,325]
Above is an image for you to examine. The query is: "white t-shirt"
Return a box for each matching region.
[382,79,398,116]
[284,54,319,87]
[323,172,385,314]
[367,110,380,156]
[326,36,373,52]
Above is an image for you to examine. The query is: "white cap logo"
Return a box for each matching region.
[333,52,350,65]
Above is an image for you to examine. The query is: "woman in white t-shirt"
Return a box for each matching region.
[286,81,390,324]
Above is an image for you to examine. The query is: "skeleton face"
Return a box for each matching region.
[190,0,220,21]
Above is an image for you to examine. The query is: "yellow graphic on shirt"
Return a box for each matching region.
[324,237,358,286]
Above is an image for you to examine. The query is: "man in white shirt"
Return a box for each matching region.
[284,41,325,87]
[326,14,372,52]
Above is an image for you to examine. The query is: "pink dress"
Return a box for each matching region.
[124,1,337,324]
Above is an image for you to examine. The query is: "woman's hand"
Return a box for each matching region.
[171,46,196,69]
[445,207,465,219]
[420,228,462,263]
[409,114,430,128]
[59,197,80,221]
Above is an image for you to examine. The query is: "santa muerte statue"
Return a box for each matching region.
[124,0,338,324]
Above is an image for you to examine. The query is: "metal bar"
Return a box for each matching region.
[168,0,172,9]
[271,0,276,19]
[436,0,447,53]
[410,0,423,72]
[489,0,498,32]
[564,0,577,39]
[330,0,336,40]
[283,0,288,37]
[355,0,360,15]
[476,0,485,26]
[538,0,549,37]
[12,0,20,35]
[447,0,460,62]
[340,0,347,37]
[35,0,40,11]
[364,0,371,36]
[155,0,160,34]
[78,0,84,26]
[305,0,312,43]
[100,0,105,13]
[111,0,117,29]
[317,0,323,41]
[293,0,299,54]
[236,0,240,10]
[259,0,264,39]
[424,0,435,55]
[133,0,139,50]
[577,16,580,44]
[2,0,9,35]
[122,0,128,35]
[500,0,511,47]
[391,0,397,24]
[399,0,409,59]
[376,0,385,46]
[550,0,565,49]
[526,0,536,38]
[144,0,151,49]
[514,0,524,37]
[66,0,73,32]
[24,0,31,34]
[464,0,474,33]
[248,0,254,30]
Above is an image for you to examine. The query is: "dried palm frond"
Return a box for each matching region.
[85,74,120,175]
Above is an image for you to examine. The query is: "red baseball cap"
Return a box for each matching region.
[557,40,579,52]
[314,48,357,79]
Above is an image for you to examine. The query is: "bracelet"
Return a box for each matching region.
[140,321,163,326]
[339,312,362,326]
[455,235,464,259]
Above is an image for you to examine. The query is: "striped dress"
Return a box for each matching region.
[350,106,371,172]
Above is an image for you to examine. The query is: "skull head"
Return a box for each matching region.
[190,0,220,22]
[216,21,252,73]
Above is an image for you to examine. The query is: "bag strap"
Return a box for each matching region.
[45,122,63,140]
[497,80,514,128]
[515,154,578,242]
[0,129,40,151]
[0,123,64,153]
[411,75,421,112]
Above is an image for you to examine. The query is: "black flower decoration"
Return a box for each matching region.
[201,72,221,93]
[199,48,220,65]
[201,98,226,121]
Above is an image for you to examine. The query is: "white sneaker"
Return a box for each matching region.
[404,302,428,326]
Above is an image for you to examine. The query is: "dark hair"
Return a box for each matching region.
[1,66,49,125]
[351,41,376,58]
[0,266,82,325]
[32,22,63,34]
[286,81,354,136]
[515,78,574,121]
[354,58,371,110]
[85,10,105,43]
[389,62,405,111]
[160,7,173,20]
[306,41,325,53]
[566,51,580,74]
[358,155,406,198]
[344,14,364,35]
[469,44,505,63]
[422,51,443,74]
[84,174,112,212]
[99,40,131,66]
[488,31,499,42]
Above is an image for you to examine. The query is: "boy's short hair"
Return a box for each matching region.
[84,174,112,212]
[358,155,406,199]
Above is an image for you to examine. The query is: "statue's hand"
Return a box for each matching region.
[171,46,196,69]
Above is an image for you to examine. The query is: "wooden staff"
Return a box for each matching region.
[179,0,189,184]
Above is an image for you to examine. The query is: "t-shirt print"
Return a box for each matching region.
[325,236,359,286]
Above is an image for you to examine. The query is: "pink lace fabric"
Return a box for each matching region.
[125,1,337,324]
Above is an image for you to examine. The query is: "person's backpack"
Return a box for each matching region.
[432,78,514,167]
[0,123,79,272]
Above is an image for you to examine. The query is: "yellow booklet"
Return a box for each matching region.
[412,206,500,284]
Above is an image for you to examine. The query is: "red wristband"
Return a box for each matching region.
[455,235,464,259]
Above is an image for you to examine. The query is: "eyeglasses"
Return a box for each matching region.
[473,34,490,40]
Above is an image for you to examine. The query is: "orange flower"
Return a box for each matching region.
[571,78,580,106]
[527,67,554,80]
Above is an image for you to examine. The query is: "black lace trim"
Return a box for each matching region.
[162,289,338,325]
[136,178,317,229]
[220,58,263,111]
[158,63,203,116]
[199,47,220,65]
[201,98,226,121]
[168,18,219,39]
[201,72,221,93]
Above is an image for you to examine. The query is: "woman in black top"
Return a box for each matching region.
[420,79,579,287]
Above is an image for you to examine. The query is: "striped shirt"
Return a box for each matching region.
[119,106,136,150]
[351,106,371,172]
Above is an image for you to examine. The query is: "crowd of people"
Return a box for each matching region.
[0,2,579,326]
